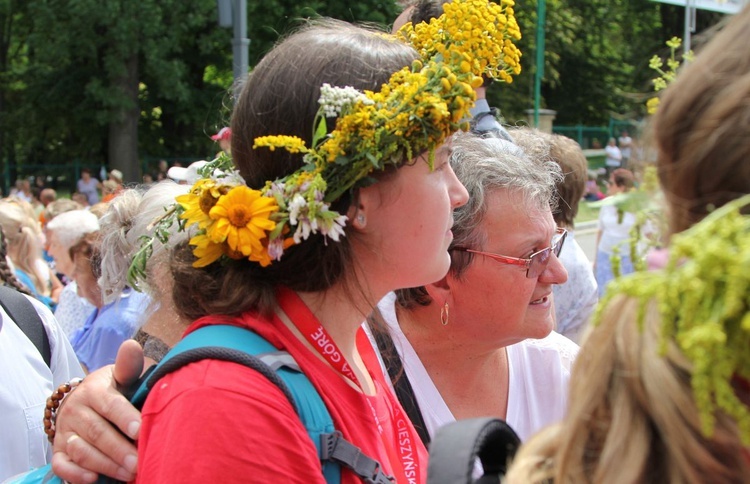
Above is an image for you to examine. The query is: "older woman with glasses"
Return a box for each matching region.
[371,132,578,444]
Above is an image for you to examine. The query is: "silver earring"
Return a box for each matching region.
[440,302,449,326]
[357,214,365,226]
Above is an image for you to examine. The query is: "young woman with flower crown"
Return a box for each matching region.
[506,6,750,483]
[44,1,527,482]
[133,21,470,482]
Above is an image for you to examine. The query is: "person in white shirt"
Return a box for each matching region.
[594,168,637,297]
[0,228,84,481]
[373,133,578,443]
[604,137,622,177]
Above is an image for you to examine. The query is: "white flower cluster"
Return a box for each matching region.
[211,167,246,187]
[287,193,347,245]
[318,83,373,118]
[264,180,348,261]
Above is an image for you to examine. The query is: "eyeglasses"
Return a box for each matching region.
[454,227,567,279]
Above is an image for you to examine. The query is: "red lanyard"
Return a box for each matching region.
[277,287,424,483]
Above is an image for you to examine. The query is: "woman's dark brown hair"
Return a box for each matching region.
[171,20,419,321]
[611,168,635,191]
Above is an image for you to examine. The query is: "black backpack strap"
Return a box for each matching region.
[426,417,521,484]
[0,285,51,367]
[369,309,431,446]
[321,431,395,484]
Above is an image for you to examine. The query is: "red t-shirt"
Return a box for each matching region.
[136,298,428,483]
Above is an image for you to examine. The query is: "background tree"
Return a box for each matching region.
[0,0,734,193]
[487,0,722,126]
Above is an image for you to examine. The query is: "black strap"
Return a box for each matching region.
[426,417,520,484]
[321,431,395,484]
[0,285,51,367]
[369,309,431,446]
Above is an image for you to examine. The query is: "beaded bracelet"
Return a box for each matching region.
[43,377,84,443]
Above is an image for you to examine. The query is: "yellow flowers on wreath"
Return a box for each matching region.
[173,153,280,268]
[594,196,750,444]
[127,0,522,278]
[397,0,523,84]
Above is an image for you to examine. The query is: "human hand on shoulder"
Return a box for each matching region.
[52,340,145,483]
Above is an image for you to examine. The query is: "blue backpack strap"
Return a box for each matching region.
[129,325,341,483]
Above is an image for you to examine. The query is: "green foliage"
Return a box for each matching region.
[488,0,682,125]
[245,0,400,62]
[0,0,732,177]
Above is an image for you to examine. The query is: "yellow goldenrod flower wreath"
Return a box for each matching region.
[128,0,522,284]
[593,195,750,444]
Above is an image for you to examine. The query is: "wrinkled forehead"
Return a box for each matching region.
[480,189,556,243]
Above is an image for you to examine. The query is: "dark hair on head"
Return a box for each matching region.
[654,6,750,236]
[0,226,32,295]
[410,0,451,24]
[171,20,418,321]
[611,168,635,191]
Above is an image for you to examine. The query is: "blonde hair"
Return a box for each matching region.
[0,200,48,295]
[507,294,750,484]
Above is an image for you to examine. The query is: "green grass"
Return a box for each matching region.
[587,155,605,170]
[573,153,606,224]
[575,201,601,224]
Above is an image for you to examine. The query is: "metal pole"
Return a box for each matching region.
[533,0,546,128]
[232,0,249,102]
[684,0,696,54]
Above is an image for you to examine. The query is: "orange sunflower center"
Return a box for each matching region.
[199,190,217,215]
[227,206,252,227]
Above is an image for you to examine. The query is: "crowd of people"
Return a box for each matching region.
[6,139,233,218]
[1,0,749,482]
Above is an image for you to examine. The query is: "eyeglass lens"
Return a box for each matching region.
[528,231,566,278]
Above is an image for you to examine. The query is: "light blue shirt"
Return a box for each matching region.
[69,289,150,372]
[552,231,598,343]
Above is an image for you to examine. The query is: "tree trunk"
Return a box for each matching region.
[108,54,140,183]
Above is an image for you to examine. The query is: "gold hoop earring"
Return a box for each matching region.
[440,301,449,326]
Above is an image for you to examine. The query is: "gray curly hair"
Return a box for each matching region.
[98,182,189,304]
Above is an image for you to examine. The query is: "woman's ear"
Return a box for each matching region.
[349,184,382,231]
[424,275,452,303]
